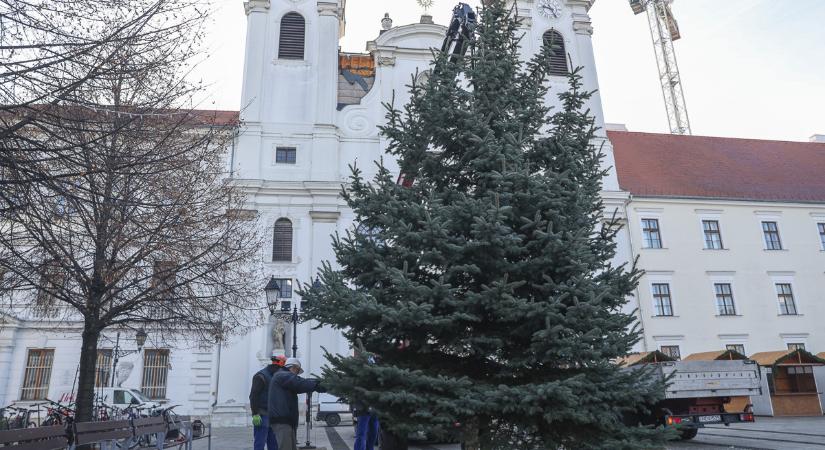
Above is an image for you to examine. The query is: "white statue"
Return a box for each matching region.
[272,318,287,352]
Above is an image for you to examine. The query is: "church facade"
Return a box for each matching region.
[214,0,628,424]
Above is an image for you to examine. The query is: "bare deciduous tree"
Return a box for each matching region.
[0,0,264,425]
[0,0,206,212]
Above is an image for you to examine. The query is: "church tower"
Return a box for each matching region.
[511,0,619,192]
[236,0,346,182]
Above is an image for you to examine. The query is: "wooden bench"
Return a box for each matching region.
[0,425,69,450]
[73,420,131,450]
[132,416,166,450]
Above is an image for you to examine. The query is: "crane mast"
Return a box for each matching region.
[630,0,692,135]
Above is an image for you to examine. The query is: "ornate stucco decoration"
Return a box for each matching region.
[377,56,397,66]
[244,0,270,15]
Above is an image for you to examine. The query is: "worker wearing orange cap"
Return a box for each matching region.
[249,352,287,450]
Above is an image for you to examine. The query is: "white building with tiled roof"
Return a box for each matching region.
[610,130,825,414]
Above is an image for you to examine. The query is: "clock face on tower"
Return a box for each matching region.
[538,0,562,18]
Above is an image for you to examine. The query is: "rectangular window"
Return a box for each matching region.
[702,220,724,249]
[660,345,681,361]
[726,344,746,355]
[651,283,674,317]
[141,349,170,399]
[151,261,177,299]
[641,218,662,249]
[762,221,783,250]
[775,283,798,315]
[818,223,825,250]
[714,283,737,316]
[787,343,806,351]
[274,278,293,299]
[95,349,114,388]
[275,147,297,164]
[20,349,54,401]
[36,261,66,310]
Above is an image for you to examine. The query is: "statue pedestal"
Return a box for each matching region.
[211,402,250,427]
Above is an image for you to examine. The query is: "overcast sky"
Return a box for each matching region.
[196,0,825,142]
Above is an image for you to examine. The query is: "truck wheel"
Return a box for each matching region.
[679,428,698,440]
[325,413,341,427]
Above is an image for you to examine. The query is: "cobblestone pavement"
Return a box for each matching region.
[194,417,825,450]
[192,423,457,450]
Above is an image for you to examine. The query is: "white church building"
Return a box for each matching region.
[2,0,824,419]
[214,0,626,425]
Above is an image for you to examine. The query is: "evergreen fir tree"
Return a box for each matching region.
[303,2,665,448]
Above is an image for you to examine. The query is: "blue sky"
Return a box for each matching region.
[197,0,824,141]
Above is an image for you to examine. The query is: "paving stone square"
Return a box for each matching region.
[194,417,825,450]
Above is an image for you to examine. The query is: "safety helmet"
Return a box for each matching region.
[271,352,287,367]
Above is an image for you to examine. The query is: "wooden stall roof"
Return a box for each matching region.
[750,350,825,366]
[615,351,676,367]
[684,350,748,361]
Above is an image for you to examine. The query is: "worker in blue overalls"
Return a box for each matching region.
[249,352,286,450]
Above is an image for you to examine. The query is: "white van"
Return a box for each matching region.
[96,387,161,410]
[315,393,350,427]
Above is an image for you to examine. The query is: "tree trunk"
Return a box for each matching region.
[75,323,101,425]
[379,428,408,450]
[462,416,480,450]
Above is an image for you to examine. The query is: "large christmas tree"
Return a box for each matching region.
[303,2,665,448]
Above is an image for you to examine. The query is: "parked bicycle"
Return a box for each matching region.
[40,398,76,426]
[0,405,37,429]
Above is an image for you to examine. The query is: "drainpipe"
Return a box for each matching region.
[228,130,238,179]
[623,193,650,352]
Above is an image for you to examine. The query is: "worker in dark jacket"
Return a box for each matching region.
[268,358,324,450]
[249,352,286,450]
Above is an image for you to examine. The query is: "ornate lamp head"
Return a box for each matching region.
[135,328,147,349]
[264,276,281,315]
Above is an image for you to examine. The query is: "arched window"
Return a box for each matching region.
[272,218,293,262]
[279,13,306,60]
[543,30,569,76]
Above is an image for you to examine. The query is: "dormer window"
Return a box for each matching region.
[279,13,305,60]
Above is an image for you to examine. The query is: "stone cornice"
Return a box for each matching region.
[572,13,594,35]
[317,1,340,18]
[310,211,341,222]
[566,0,596,12]
[244,0,270,15]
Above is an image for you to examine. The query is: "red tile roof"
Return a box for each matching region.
[609,131,825,203]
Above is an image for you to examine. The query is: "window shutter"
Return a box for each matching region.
[543,30,569,76]
[279,13,306,60]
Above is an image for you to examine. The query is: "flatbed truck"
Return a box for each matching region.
[628,358,761,440]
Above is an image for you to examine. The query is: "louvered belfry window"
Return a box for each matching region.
[279,12,306,60]
[543,30,569,76]
[273,218,293,262]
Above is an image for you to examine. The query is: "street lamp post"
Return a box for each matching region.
[264,276,320,449]
[110,328,147,388]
